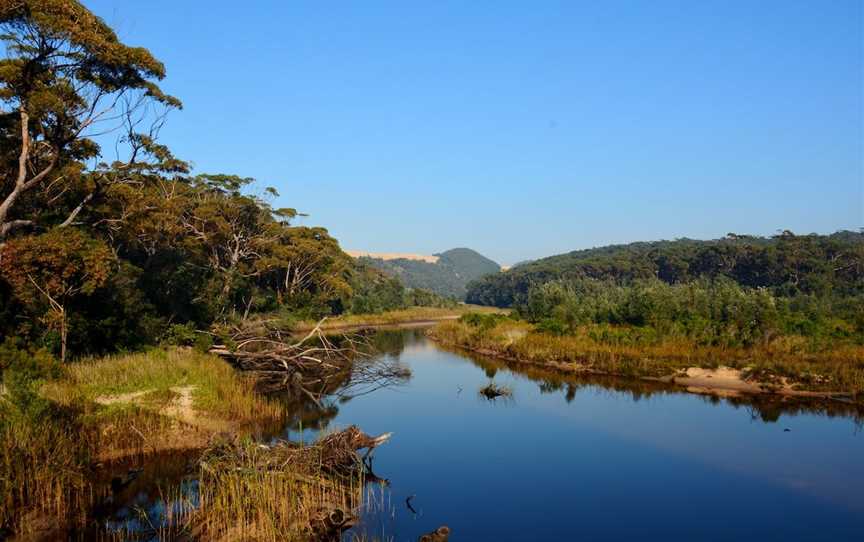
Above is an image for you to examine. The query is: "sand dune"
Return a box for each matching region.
[346,250,439,263]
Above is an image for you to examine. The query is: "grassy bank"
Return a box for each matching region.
[429,316,864,399]
[1,348,285,537]
[291,304,508,332]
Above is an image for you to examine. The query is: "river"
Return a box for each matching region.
[101,327,864,541]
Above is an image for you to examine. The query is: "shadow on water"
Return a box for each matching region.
[85,327,864,541]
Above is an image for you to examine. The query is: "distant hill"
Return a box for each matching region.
[465,231,864,307]
[350,247,501,300]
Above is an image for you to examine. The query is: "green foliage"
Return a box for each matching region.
[458,312,509,331]
[517,277,863,348]
[467,232,864,307]
[361,247,500,300]
[162,323,213,352]
[348,264,407,314]
[403,287,458,309]
[0,338,61,419]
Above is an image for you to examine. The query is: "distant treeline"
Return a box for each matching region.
[466,232,864,307]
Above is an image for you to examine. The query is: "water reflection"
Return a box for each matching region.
[445,339,864,427]
[94,327,864,541]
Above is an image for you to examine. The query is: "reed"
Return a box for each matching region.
[0,406,97,536]
[192,435,366,541]
[1,347,287,537]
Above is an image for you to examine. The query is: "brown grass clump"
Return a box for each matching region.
[0,407,96,537]
[191,426,386,541]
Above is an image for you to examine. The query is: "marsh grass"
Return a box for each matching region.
[430,320,864,397]
[0,405,97,536]
[192,437,365,541]
[2,348,286,537]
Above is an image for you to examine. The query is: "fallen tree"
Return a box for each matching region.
[208,318,410,402]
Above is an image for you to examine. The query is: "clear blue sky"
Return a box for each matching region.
[83,0,862,265]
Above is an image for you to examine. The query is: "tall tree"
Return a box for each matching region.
[0,0,179,242]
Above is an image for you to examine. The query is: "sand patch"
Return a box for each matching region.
[160,386,197,423]
[672,366,765,394]
[345,250,439,263]
[95,389,154,406]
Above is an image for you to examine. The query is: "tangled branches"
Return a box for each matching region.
[208,318,411,404]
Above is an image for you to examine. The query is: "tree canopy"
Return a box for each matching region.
[0,1,448,359]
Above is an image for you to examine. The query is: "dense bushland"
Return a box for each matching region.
[467,232,864,307]
[518,277,863,349]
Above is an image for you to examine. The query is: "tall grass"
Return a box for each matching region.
[50,348,284,424]
[192,437,365,541]
[2,347,287,537]
[0,405,97,535]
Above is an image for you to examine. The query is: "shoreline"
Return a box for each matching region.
[426,333,858,404]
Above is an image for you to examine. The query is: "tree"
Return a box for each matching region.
[0,228,113,361]
[0,0,179,242]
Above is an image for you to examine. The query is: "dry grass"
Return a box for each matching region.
[48,348,284,426]
[2,348,287,537]
[293,305,508,332]
[430,320,864,397]
[0,409,96,536]
[191,434,367,541]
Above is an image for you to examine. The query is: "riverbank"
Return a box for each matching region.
[291,305,508,333]
[0,348,285,537]
[428,318,864,402]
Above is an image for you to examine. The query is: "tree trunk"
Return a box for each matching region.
[59,306,67,363]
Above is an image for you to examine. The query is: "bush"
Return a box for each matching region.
[161,323,213,352]
[0,339,61,419]
[458,312,508,331]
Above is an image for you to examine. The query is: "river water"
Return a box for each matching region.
[104,328,864,541]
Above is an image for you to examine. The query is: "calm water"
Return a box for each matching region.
[106,328,864,541]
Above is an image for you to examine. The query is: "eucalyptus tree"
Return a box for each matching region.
[0,0,180,241]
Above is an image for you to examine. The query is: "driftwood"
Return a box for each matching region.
[203,425,391,476]
[479,382,512,400]
[209,318,410,403]
[419,526,451,541]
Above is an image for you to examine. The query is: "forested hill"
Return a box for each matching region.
[357,248,501,300]
[465,232,864,307]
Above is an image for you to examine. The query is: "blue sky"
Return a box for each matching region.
[83,0,861,265]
